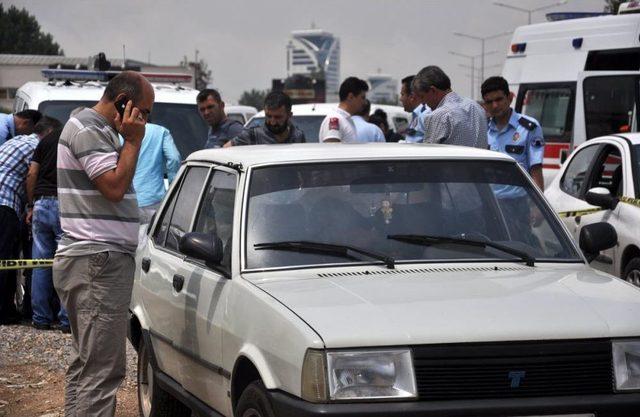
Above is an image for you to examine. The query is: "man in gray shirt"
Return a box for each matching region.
[412,66,488,149]
[54,71,153,416]
[197,88,244,148]
[225,92,306,146]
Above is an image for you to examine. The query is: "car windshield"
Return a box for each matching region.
[38,101,207,158]
[245,160,581,270]
[246,115,324,142]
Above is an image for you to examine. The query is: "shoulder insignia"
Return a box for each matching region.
[518,117,536,131]
[329,117,339,130]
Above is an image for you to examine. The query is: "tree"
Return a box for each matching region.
[239,89,269,111]
[603,0,625,13]
[0,5,63,55]
[181,56,212,91]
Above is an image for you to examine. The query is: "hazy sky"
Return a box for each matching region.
[7,0,605,102]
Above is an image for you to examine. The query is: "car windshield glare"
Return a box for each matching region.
[245,160,581,270]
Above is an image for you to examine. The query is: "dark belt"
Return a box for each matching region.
[35,196,58,201]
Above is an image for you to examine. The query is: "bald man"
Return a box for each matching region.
[53,71,154,416]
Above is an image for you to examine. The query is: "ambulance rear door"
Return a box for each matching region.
[575,70,640,148]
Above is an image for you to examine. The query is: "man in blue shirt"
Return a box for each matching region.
[197,88,244,148]
[482,76,544,192]
[0,116,59,324]
[122,123,181,224]
[482,76,545,244]
[352,99,385,142]
[399,75,430,143]
[0,110,42,146]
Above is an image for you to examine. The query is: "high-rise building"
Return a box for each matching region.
[287,29,340,102]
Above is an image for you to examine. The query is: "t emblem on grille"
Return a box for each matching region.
[508,370,526,388]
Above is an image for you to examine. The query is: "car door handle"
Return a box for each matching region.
[575,215,581,225]
[141,257,151,273]
[173,274,185,292]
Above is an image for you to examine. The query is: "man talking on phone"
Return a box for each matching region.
[53,71,154,416]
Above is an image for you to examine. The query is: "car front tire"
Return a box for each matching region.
[137,336,191,417]
[623,258,640,287]
[235,381,276,417]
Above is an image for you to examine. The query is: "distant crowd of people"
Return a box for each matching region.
[0,65,545,416]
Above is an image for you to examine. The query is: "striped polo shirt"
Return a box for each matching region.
[56,108,139,256]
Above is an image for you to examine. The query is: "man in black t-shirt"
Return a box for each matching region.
[25,128,69,332]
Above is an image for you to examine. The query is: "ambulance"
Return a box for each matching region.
[502,4,640,184]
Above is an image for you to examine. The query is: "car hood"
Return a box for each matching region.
[246,263,640,348]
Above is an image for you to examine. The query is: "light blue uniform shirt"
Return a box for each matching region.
[488,110,544,199]
[0,113,16,146]
[120,123,181,208]
[352,115,386,142]
[404,104,431,143]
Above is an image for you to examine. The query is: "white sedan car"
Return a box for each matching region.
[545,133,640,285]
[129,143,640,417]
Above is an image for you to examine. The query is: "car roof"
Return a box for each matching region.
[187,143,513,167]
[615,133,640,145]
[18,81,199,105]
[581,134,640,146]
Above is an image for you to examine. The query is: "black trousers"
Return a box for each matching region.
[0,205,20,322]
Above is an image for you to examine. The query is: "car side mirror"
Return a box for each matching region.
[579,222,617,263]
[179,232,224,267]
[585,187,619,211]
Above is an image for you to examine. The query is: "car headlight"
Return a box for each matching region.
[301,348,417,402]
[613,339,640,391]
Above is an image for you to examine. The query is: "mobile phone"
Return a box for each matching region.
[114,96,129,118]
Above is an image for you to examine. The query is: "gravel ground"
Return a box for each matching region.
[0,322,139,417]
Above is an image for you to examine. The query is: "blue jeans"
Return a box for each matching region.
[32,198,68,326]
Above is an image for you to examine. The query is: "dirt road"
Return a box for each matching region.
[0,323,138,417]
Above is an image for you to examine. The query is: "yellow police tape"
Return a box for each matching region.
[557,195,640,218]
[0,259,53,271]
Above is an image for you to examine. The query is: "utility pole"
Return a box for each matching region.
[449,50,497,99]
[453,31,511,85]
[493,0,568,24]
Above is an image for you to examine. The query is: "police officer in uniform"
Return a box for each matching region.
[481,76,545,243]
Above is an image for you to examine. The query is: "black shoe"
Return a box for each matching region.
[0,315,21,325]
[58,324,71,334]
[32,322,52,330]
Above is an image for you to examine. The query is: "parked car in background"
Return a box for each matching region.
[246,103,410,141]
[129,143,640,417]
[545,133,640,285]
[226,105,257,125]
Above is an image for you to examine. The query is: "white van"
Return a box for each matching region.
[14,69,208,158]
[225,105,258,125]
[502,11,640,184]
[246,103,411,142]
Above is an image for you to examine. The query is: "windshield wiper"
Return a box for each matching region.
[254,240,395,269]
[387,234,535,267]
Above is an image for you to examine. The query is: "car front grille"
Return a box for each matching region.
[413,339,613,400]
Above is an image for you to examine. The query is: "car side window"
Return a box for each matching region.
[560,145,601,199]
[589,145,624,197]
[393,116,409,133]
[193,170,237,271]
[156,166,210,252]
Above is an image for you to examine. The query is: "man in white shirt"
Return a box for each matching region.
[352,99,385,142]
[319,77,369,143]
